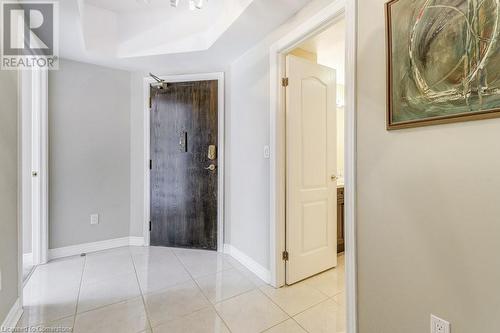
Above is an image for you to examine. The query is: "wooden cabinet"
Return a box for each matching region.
[337,186,345,253]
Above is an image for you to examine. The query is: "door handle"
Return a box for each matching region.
[205,164,216,171]
[179,131,187,152]
[331,175,337,181]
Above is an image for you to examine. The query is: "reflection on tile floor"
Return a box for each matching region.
[16,246,345,333]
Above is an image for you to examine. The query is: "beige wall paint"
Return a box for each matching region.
[357,0,500,332]
[0,69,19,323]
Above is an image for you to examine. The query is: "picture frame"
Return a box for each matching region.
[385,0,500,130]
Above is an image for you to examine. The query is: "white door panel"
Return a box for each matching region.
[286,55,337,284]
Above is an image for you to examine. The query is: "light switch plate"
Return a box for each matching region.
[90,214,99,225]
[431,315,450,333]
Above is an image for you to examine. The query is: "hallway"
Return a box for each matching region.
[17,247,345,333]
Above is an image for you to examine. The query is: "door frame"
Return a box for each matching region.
[20,68,50,268]
[143,72,225,252]
[18,67,50,313]
[269,0,357,332]
[30,69,50,267]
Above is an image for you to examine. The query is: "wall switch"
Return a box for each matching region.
[431,315,450,333]
[90,214,99,225]
[264,145,270,159]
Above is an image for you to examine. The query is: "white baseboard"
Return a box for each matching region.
[129,236,145,246]
[48,237,145,260]
[1,298,23,330]
[23,253,33,266]
[224,244,271,284]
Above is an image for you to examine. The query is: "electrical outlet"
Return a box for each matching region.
[90,214,99,225]
[431,315,450,333]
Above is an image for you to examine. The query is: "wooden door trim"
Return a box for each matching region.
[143,72,225,252]
[269,1,358,333]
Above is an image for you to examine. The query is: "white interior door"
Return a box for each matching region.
[285,55,337,284]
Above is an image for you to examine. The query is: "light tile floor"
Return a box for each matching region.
[16,246,345,333]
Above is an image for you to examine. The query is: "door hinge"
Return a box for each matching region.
[281,77,289,87]
[149,159,152,170]
[149,221,152,231]
[282,251,289,261]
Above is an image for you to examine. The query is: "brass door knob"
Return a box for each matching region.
[331,175,337,181]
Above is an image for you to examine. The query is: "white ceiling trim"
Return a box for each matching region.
[80,0,254,58]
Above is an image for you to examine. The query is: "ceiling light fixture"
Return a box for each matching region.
[170,0,205,10]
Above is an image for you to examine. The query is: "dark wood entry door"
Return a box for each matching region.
[150,80,218,250]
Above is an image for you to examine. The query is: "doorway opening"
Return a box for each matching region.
[143,73,225,252]
[284,14,345,285]
[269,0,357,332]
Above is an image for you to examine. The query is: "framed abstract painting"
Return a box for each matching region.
[385,0,500,130]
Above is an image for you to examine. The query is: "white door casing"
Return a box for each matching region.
[285,55,337,284]
[22,68,49,269]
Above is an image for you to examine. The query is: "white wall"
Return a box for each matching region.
[129,72,145,238]
[49,59,131,249]
[226,0,334,269]
[0,69,19,324]
[228,48,271,267]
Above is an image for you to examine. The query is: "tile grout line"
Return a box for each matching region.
[257,316,301,333]
[194,266,260,305]
[130,246,155,333]
[67,250,144,317]
[255,275,343,332]
[254,288,294,330]
[281,296,341,333]
[174,249,323,332]
[290,316,311,333]
[71,254,87,331]
[20,257,87,329]
[329,291,345,305]
[171,248,235,333]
